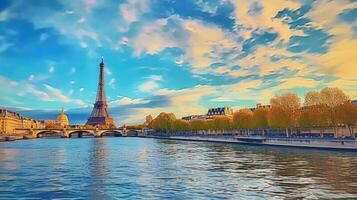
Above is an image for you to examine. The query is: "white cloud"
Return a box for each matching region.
[230,0,304,41]
[138,75,163,92]
[84,0,97,11]
[210,97,234,102]
[49,66,55,73]
[43,84,67,100]
[118,0,150,32]
[156,85,215,105]
[195,0,219,14]
[77,17,86,23]
[154,85,216,118]
[66,10,74,15]
[109,78,115,89]
[182,19,238,69]
[120,3,138,24]
[26,73,50,82]
[118,107,157,124]
[69,67,76,74]
[131,17,181,56]
[231,40,308,77]
[210,76,321,105]
[75,29,98,42]
[148,75,162,81]
[276,77,320,90]
[0,42,13,53]
[117,84,216,124]
[44,84,86,106]
[110,96,149,106]
[9,81,18,86]
[80,41,88,48]
[175,56,185,65]
[139,80,159,92]
[304,0,357,78]
[28,75,35,81]
[0,10,9,21]
[211,79,270,104]
[105,67,112,75]
[230,79,263,91]
[27,84,52,101]
[0,75,54,104]
[3,1,102,51]
[79,88,84,92]
[131,15,240,74]
[120,37,129,45]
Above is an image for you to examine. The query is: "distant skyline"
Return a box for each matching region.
[0,0,357,124]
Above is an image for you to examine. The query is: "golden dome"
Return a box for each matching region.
[57,107,69,126]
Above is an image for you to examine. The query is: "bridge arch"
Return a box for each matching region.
[99,130,123,137]
[127,129,140,136]
[68,130,95,138]
[36,130,63,138]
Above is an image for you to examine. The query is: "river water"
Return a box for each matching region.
[1,137,357,199]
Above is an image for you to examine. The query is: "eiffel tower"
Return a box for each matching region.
[86,57,115,127]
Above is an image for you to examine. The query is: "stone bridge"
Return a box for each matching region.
[14,128,144,138]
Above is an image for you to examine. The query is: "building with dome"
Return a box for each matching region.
[57,107,69,127]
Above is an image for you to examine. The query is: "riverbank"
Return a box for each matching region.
[145,135,357,151]
[3,134,357,152]
[0,135,30,142]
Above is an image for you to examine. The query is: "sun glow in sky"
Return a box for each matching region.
[1,0,357,124]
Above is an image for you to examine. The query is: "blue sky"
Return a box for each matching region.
[0,0,357,125]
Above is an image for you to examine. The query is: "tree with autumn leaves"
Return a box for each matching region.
[252,108,269,135]
[147,87,357,137]
[233,109,253,134]
[268,93,301,136]
[149,112,177,132]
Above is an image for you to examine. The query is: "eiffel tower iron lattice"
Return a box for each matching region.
[86,57,115,127]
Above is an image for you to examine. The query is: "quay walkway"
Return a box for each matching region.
[146,134,357,151]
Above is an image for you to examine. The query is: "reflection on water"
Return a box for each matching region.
[87,138,109,199]
[0,138,357,199]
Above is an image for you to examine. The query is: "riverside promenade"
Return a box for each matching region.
[146,133,357,151]
[0,135,25,142]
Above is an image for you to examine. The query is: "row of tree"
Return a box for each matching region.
[146,88,357,136]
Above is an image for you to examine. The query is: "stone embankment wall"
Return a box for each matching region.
[149,126,357,137]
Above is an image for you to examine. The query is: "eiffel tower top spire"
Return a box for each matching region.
[86,57,115,127]
[96,56,106,102]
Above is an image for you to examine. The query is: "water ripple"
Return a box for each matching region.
[1,138,357,199]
